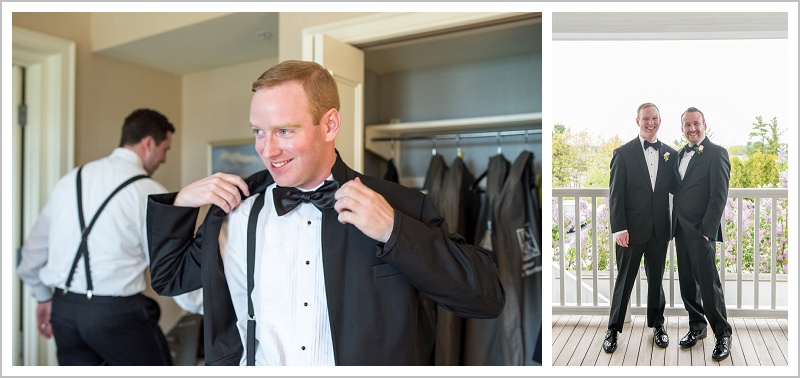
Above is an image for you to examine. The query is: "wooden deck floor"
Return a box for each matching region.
[552,314,789,366]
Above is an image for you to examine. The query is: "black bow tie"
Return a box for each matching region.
[683,144,695,154]
[273,180,339,216]
[644,140,661,150]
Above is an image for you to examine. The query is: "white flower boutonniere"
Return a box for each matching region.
[663,152,670,162]
[695,145,704,154]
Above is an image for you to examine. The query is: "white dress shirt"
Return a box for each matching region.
[679,137,705,179]
[221,180,335,366]
[17,148,167,302]
[641,136,660,190]
[613,136,661,238]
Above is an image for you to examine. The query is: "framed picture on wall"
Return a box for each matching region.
[208,138,263,178]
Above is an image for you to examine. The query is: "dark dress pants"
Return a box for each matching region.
[51,290,173,365]
[608,229,667,332]
[674,223,733,338]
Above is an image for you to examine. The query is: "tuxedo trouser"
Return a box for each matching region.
[674,223,733,338]
[51,290,172,365]
[607,229,667,332]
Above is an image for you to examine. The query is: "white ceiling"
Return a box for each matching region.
[96,13,280,75]
[94,12,542,76]
[552,12,788,40]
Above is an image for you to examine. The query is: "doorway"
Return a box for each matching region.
[10,26,75,367]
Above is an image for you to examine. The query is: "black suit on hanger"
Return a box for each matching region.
[464,151,541,366]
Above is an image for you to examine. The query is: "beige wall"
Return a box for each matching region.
[12,12,186,333]
[181,58,278,185]
[12,12,183,193]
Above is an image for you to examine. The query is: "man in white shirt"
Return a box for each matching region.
[672,107,732,361]
[147,60,505,365]
[17,109,176,365]
[603,103,677,354]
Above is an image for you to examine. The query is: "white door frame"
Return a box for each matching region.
[9,26,75,367]
[302,12,528,46]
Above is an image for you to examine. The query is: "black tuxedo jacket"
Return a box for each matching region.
[671,138,730,241]
[146,155,505,365]
[609,137,677,245]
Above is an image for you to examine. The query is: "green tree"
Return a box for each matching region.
[581,135,623,188]
[730,116,786,187]
[745,116,783,156]
[552,124,579,187]
[728,145,746,158]
[729,151,780,188]
[729,157,746,188]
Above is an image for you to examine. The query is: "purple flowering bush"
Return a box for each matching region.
[722,196,789,274]
[553,196,789,275]
[552,197,612,272]
[553,148,789,275]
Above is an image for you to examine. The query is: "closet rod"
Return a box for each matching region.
[370,129,541,142]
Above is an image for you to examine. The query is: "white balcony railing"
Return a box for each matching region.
[552,188,789,318]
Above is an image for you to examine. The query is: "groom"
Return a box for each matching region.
[672,107,732,361]
[603,103,676,353]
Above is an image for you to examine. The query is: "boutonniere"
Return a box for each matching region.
[695,145,704,154]
[663,152,670,162]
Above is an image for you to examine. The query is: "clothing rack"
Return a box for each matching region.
[365,112,542,162]
[369,129,541,142]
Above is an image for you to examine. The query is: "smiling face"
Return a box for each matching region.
[250,81,339,189]
[636,105,661,142]
[681,110,707,146]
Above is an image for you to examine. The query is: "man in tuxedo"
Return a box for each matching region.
[146,60,505,365]
[672,107,732,361]
[603,103,676,354]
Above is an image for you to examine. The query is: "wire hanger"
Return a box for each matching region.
[456,135,463,158]
[390,139,396,160]
[431,137,437,156]
[524,130,530,151]
[496,132,503,155]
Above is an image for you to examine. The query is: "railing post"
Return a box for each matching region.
[574,196,581,307]
[737,197,743,309]
[558,196,565,307]
[754,197,760,310]
[771,197,777,310]
[592,196,598,306]
[551,187,786,317]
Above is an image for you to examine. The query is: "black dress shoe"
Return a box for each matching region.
[679,328,707,348]
[602,329,618,353]
[654,326,669,348]
[712,336,731,361]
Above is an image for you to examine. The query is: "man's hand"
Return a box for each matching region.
[174,172,250,213]
[334,177,394,243]
[614,231,630,247]
[36,301,52,339]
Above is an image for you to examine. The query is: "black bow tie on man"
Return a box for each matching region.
[273,180,340,216]
[683,144,696,154]
[643,140,661,150]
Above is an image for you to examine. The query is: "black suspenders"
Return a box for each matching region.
[64,165,148,299]
[246,192,265,365]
